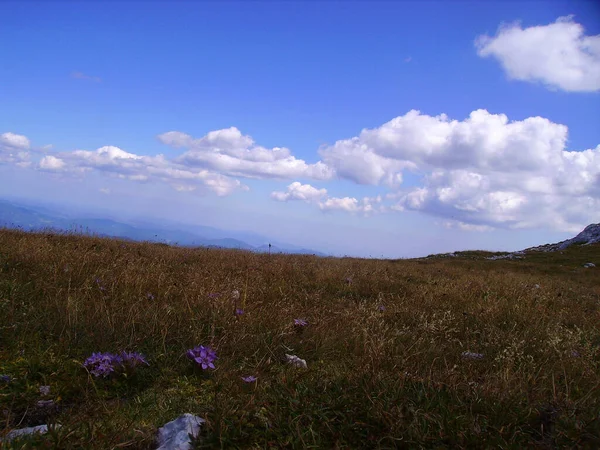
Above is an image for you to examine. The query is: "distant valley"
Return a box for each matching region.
[0,199,326,256]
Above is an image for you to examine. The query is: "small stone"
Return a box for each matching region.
[1,424,61,443]
[156,413,205,450]
[285,354,308,369]
[583,262,595,268]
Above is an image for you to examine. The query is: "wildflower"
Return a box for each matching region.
[345,277,353,285]
[294,318,308,327]
[231,290,240,301]
[285,354,308,369]
[0,375,11,383]
[146,292,155,300]
[186,345,217,370]
[83,351,148,378]
[83,352,116,378]
[461,351,484,360]
[208,293,220,299]
[235,308,244,316]
[241,375,257,383]
[39,385,50,396]
[117,351,149,370]
[378,305,386,312]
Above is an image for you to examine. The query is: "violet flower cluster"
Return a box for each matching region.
[186,345,218,370]
[84,351,149,378]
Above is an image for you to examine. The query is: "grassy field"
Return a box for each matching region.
[0,228,599,449]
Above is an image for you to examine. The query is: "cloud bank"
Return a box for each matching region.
[3,109,598,232]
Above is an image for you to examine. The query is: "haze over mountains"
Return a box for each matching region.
[0,199,326,256]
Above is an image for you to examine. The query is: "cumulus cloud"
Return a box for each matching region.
[1,130,248,197]
[1,132,30,150]
[271,182,327,202]
[318,195,383,215]
[39,155,66,171]
[158,127,335,181]
[0,132,31,165]
[475,16,600,92]
[271,181,384,215]
[318,109,599,231]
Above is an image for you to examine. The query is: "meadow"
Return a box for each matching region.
[0,227,599,449]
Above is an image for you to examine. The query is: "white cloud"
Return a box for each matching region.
[318,109,600,231]
[270,181,383,216]
[476,16,600,92]
[39,155,66,171]
[318,196,383,215]
[1,132,30,150]
[99,188,111,194]
[271,182,327,202]
[0,132,31,165]
[0,131,249,197]
[159,127,335,181]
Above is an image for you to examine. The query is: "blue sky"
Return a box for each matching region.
[1,1,599,257]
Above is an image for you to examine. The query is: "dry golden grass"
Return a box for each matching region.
[0,228,599,449]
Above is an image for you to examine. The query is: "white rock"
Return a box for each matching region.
[583,262,595,268]
[285,354,308,369]
[156,414,205,450]
[2,424,61,443]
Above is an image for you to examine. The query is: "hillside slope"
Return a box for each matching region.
[0,228,598,448]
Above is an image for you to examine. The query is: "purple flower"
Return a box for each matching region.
[118,351,149,369]
[83,350,148,378]
[0,375,11,383]
[186,345,218,370]
[208,293,220,299]
[84,352,116,378]
[378,305,386,312]
[241,375,257,383]
[345,277,353,285]
[461,351,484,360]
[235,308,244,316]
[146,292,155,300]
[294,318,308,327]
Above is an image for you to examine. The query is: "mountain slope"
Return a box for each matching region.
[0,199,326,255]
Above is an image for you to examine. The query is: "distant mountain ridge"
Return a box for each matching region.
[0,199,326,256]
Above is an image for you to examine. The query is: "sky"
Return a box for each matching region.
[1,1,599,258]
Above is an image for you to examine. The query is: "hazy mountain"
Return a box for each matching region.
[0,199,326,256]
